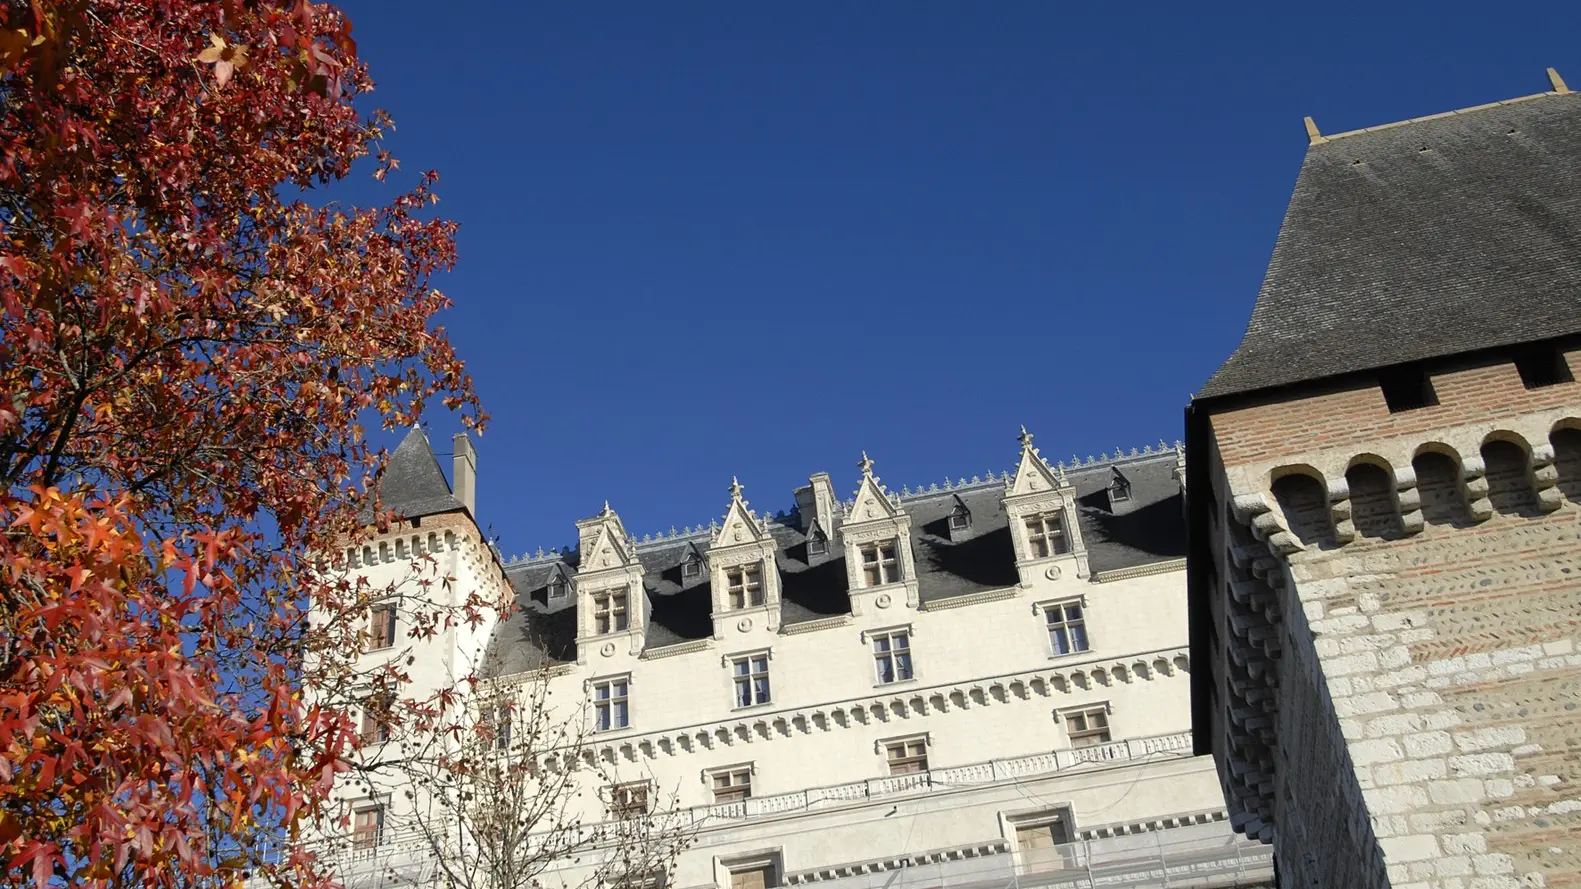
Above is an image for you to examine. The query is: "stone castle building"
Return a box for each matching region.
[313,427,1273,888]
[1186,72,1581,887]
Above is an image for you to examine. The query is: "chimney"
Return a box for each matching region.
[452,432,477,516]
[794,472,840,537]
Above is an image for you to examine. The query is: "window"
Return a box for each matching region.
[1514,343,1573,389]
[683,553,703,579]
[610,781,649,819]
[726,564,765,610]
[593,590,629,634]
[1108,471,1131,503]
[1016,815,1074,872]
[1379,365,1438,412]
[731,654,771,708]
[1066,708,1111,748]
[1024,512,1068,559]
[871,630,913,684]
[807,532,828,557]
[368,605,396,650]
[593,677,630,731]
[948,503,971,532]
[729,864,774,889]
[549,575,569,599]
[359,700,390,745]
[485,704,512,750]
[352,805,383,850]
[711,766,753,804]
[1044,601,1090,656]
[859,540,901,586]
[884,737,928,774]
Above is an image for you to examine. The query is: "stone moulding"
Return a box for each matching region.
[1091,558,1187,584]
[570,647,1191,765]
[920,586,1019,611]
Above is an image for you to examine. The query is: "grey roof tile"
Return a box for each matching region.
[371,427,465,520]
[481,452,1184,676]
[1200,91,1581,399]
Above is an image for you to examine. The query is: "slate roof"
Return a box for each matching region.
[1199,89,1581,400]
[481,451,1185,677]
[372,427,466,520]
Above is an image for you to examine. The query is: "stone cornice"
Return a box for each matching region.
[561,646,1191,765]
[780,615,853,635]
[1091,558,1187,584]
[641,639,711,660]
[919,586,1018,612]
[784,840,1009,885]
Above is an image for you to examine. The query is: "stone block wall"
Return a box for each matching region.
[1205,349,1581,889]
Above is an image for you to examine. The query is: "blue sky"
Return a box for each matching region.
[333,1,1581,556]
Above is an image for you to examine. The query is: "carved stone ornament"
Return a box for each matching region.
[1044,565,1062,581]
[736,617,753,633]
[599,642,616,658]
[875,593,893,609]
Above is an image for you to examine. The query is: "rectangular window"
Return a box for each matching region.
[1024,513,1068,559]
[1016,816,1073,872]
[729,866,772,889]
[359,703,389,745]
[549,576,569,599]
[593,677,630,731]
[1044,601,1090,656]
[352,805,383,850]
[948,506,971,531]
[731,654,771,708]
[884,737,928,774]
[1066,708,1111,748]
[726,564,765,610]
[610,781,649,820]
[872,630,913,684]
[593,590,630,635]
[807,534,827,556]
[368,605,397,650]
[710,766,753,804]
[484,704,512,751]
[859,541,901,586]
[683,556,702,578]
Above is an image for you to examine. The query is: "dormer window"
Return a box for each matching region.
[948,503,972,532]
[682,553,703,579]
[859,540,902,587]
[807,530,828,557]
[1108,470,1132,504]
[593,590,629,634]
[549,575,569,599]
[1024,513,1068,559]
[725,565,764,610]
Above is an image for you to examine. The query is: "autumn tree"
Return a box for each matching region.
[0,1,494,887]
[391,664,694,889]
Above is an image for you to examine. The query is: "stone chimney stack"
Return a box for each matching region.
[452,432,477,516]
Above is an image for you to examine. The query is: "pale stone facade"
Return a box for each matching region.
[307,428,1271,888]
[1188,78,1581,888]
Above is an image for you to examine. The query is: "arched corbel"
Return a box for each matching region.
[1393,464,1424,535]
[1531,443,1563,513]
[1462,455,1492,521]
[1325,475,1355,544]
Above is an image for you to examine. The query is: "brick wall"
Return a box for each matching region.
[1206,353,1581,889]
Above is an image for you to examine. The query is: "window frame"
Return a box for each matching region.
[1040,599,1090,658]
[359,698,390,745]
[592,676,631,732]
[1061,706,1112,748]
[729,652,772,709]
[882,735,929,775]
[592,589,630,635]
[869,629,914,685]
[367,604,397,650]
[351,803,384,851]
[725,563,765,610]
[548,574,569,599]
[858,539,902,587]
[609,780,650,820]
[1023,511,1069,560]
[708,764,754,804]
[682,553,704,579]
[948,504,972,532]
[806,532,828,557]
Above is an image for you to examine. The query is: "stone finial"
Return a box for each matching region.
[1018,425,1034,449]
[858,451,875,477]
[728,476,745,501]
[1550,67,1571,94]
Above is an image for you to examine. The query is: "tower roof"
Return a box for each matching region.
[376,426,465,520]
[1199,88,1581,400]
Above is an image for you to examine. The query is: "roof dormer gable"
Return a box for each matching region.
[844,452,904,526]
[713,477,770,548]
[1006,426,1066,499]
[576,502,638,574]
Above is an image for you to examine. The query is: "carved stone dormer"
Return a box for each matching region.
[573,502,647,660]
[706,478,781,636]
[1004,427,1088,581]
[840,453,918,611]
